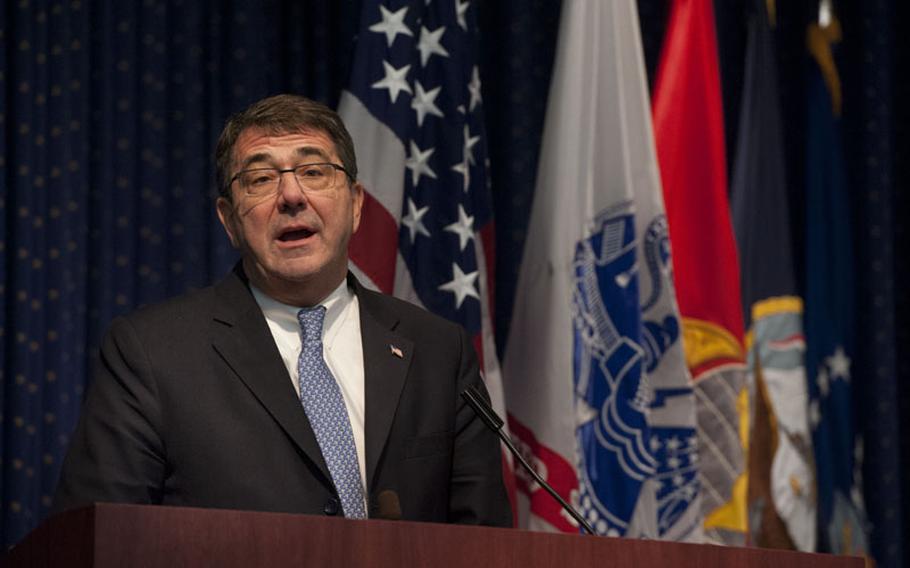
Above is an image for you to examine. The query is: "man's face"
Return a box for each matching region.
[216,127,364,305]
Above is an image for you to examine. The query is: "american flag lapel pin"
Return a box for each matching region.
[389,344,403,358]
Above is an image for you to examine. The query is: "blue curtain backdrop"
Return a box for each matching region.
[2,1,909,565]
[841,0,904,565]
[0,0,363,546]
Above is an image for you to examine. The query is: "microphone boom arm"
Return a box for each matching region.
[461,385,597,535]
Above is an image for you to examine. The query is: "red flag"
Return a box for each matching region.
[652,0,749,545]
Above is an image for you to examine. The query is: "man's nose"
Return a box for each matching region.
[276,171,308,209]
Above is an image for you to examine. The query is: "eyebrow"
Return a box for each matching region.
[237,152,273,170]
[296,146,331,161]
[237,146,333,170]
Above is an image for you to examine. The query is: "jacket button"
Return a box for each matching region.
[324,498,340,516]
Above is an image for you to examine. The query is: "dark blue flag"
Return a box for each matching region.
[804,16,869,556]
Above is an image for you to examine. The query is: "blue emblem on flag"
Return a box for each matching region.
[572,203,656,535]
[640,214,698,538]
[640,216,680,373]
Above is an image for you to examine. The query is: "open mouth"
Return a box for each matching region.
[277,228,314,242]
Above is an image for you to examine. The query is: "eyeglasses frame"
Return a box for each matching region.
[228,162,354,197]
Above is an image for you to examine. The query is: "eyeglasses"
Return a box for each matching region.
[229,162,351,197]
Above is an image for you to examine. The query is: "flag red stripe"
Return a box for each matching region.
[472,334,485,375]
[349,190,398,294]
[478,222,496,327]
[508,415,579,533]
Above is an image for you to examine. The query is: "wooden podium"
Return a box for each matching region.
[3,503,863,567]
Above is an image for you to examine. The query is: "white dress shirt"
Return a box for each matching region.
[251,281,367,496]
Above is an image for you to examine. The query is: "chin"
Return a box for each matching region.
[268,258,342,285]
[269,265,324,284]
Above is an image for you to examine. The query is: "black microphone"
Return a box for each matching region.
[374,489,402,520]
[461,384,597,535]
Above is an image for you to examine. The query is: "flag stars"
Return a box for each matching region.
[401,198,431,243]
[451,159,470,192]
[411,81,444,126]
[462,124,481,165]
[417,25,449,67]
[468,66,482,111]
[854,438,864,462]
[438,263,480,309]
[451,124,480,192]
[369,5,413,47]
[455,0,470,31]
[817,367,830,397]
[809,400,821,429]
[372,60,412,104]
[405,141,437,186]
[665,436,682,452]
[650,436,661,452]
[850,485,863,510]
[826,345,851,381]
[444,205,474,251]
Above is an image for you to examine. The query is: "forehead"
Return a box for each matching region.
[232,127,339,164]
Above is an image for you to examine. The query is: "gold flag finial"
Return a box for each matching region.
[807,14,843,116]
[766,0,777,28]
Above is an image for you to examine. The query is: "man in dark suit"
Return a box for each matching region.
[53,94,511,526]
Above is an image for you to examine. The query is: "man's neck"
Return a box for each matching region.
[242,261,347,307]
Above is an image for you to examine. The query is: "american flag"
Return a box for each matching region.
[339,0,511,478]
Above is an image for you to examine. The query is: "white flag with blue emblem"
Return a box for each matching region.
[503,0,701,540]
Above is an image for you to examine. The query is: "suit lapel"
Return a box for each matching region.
[355,279,413,490]
[210,268,332,484]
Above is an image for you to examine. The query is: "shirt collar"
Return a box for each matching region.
[250,279,354,338]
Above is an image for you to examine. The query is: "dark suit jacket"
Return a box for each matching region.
[53,266,511,526]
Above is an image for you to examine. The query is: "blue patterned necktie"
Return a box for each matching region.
[297,306,366,519]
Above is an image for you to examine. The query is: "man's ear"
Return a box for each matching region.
[216,196,240,248]
[351,182,365,233]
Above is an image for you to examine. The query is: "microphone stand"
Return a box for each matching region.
[461,385,597,535]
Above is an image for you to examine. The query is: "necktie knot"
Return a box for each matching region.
[297,306,326,345]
